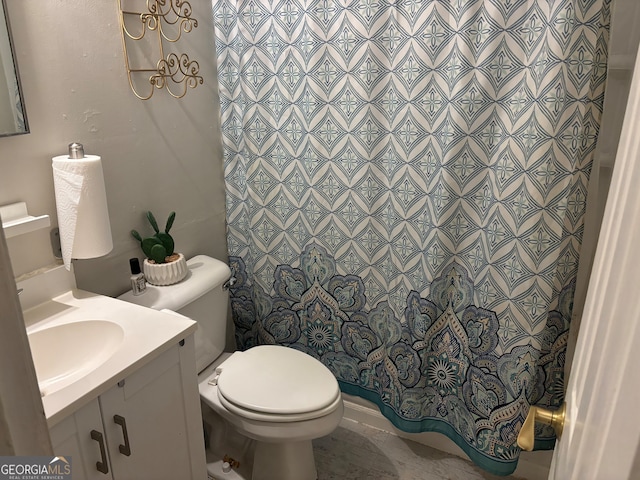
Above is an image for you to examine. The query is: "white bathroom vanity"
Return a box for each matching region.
[19,266,207,480]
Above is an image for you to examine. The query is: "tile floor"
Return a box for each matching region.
[313,418,523,480]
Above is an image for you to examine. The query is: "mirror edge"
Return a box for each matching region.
[0,0,28,137]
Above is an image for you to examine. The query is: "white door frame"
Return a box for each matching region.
[549,44,640,479]
[0,223,52,455]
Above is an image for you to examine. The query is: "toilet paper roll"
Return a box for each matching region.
[52,154,113,269]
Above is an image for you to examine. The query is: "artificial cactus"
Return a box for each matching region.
[131,211,177,264]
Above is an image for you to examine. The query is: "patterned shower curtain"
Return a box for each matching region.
[213,0,610,474]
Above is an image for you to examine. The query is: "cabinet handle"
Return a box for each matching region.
[90,430,109,474]
[113,415,132,456]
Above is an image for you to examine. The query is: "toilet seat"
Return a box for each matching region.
[213,345,341,422]
[217,390,343,423]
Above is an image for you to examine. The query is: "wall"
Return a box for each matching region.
[0,0,228,302]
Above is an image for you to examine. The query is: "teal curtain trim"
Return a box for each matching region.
[339,381,518,476]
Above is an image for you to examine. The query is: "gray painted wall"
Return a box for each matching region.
[0,0,227,299]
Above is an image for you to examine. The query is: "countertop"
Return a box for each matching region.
[22,289,197,427]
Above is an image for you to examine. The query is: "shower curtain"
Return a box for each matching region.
[213,0,610,474]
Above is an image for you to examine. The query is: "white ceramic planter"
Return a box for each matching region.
[143,253,187,286]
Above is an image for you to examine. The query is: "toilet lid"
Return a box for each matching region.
[216,345,340,415]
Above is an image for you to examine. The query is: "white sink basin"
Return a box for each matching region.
[17,267,197,425]
[28,320,124,397]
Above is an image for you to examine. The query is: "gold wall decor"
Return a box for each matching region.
[118,0,203,100]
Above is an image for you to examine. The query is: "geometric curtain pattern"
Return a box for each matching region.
[213,0,610,474]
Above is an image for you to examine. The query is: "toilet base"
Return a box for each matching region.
[203,407,319,480]
[206,452,251,480]
[252,440,316,480]
[206,438,317,480]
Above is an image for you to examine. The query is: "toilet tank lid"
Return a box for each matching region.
[118,255,231,311]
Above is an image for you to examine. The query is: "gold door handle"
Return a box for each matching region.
[517,403,566,451]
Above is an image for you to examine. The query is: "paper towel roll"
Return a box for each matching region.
[52,154,113,269]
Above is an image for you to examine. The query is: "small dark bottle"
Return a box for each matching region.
[129,258,147,296]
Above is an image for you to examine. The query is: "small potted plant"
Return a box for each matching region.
[131,211,187,285]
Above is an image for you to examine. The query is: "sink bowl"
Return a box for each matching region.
[28,320,125,396]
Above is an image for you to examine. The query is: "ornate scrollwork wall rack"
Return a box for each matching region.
[118,0,203,100]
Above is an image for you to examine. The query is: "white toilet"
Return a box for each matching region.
[119,255,343,480]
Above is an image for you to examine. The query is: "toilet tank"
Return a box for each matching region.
[118,255,232,373]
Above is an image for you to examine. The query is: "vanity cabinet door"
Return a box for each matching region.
[99,338,206,480]
[50,398,114,480]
